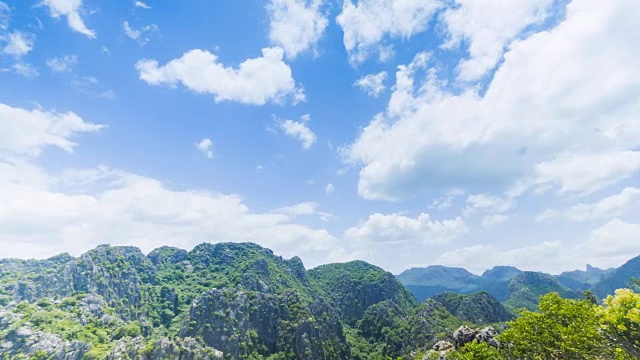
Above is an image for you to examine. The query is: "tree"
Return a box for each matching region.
[447,342,504,360]
[598,288,640,357]
[499,292,615,359]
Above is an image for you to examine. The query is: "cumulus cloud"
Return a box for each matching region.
[345,212,468,246]
[277,114,317,149]
[437,219,640,273]
[440,0,553,81]
[136,47,305,105]
[336,0,442,64]
[40,0,95,38]
[354,71,387,97]
[195,138,213,159]
[46,55,78,72]
[275,201,334,221]
[0,103,341,266]
[267,0,327,58]
[2,31,35,57]
[0,103,104,158]
[342,0,640,201]
[123,21,158,45]
[537,187,640,223]
[134,1,150,9]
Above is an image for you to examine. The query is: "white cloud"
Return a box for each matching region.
[345,212,468,246]
[123,21,158,45]
[277,114,317,149]
[46,55,78,72]
[437,219,640,273]
[40,0,95,38]
[354,71,387,97]
[275,201,334,221]
[136,47,305,105]
[2,31,35,57]
[0,103,104,158]
[481,214,508,229]
[70,76,115,99]
[2,62,39,78]
[0,2,9,30]
[530,151,640,195]
[0,103,340,266]
[195,138,213,159]
[267,0,328,58]
[0,165,340,263]
[336,0,442,64]
[537,187,640,223]
[436,242,564,274]
[325,183,334,195]
[342,0,640,201]
[440,0,553,81]
[464,193,513,215]
[134,1,150,9]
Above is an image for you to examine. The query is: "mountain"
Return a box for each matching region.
[592,256,640,299]
[308,261,417,326]
[2,243,638,359]
[0,243,351,359]
[397,266,517,302]
[0,243,490,360]
[554,264,614,291]
[432,292,514,324]
[481,266,522,282]
[396,266,487,301]
[503,271,581,311]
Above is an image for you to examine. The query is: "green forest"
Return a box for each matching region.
[0,243,639,359]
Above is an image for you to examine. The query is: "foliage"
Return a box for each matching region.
[447,342,504,360]
[433,292,513,324]
[500,293,615,359]
[503,272,580,312]
[598,288,640,357]
[309,261,417,326]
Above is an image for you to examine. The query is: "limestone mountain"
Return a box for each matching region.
[503,272,581,311]
[308,261,417,326]
[432,292,514,324]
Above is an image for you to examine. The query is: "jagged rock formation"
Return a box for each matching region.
[309,261,417,326]
[432,292,514,324]
[1,242,638,359]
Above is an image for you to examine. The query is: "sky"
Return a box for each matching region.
[0,0,639,275]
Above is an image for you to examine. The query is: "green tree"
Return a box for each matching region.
[448,342,504,360]
[597,288,640,357]
[500,292,614,359]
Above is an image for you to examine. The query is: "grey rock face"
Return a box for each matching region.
[453,325,500,348]
[106,337,224,360]
[2,327,90,360]
[179,287,349,360]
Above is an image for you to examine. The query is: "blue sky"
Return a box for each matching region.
[1,0,639,274]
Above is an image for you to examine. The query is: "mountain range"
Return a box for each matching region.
[396,257,637,312]
[0,242,638,359]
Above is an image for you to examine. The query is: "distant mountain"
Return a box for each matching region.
[396,265,517,302]
[555,264,614,291]
[592,256,640,299]
[482,266,522,282]
[396,266,489,301]
[396,260,637,313]
[503,271,581,311]
[432,291,514,324]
